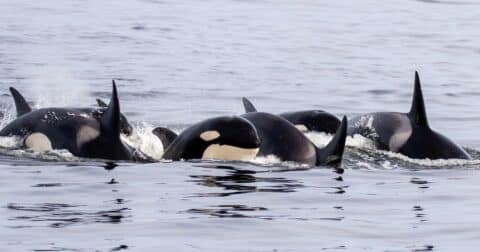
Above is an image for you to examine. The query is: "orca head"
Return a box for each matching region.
[82,81,134,160]
[187,116,261,161]
[400,71,471,160]
[97,98,133,136]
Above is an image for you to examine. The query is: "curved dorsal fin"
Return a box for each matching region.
[100,80,121,137]
[9,87,32,117]
[242,97,258,113]
[96,98,108,107]
[316,116,347,167]
[152,127,178,149]
[408,71,429,127]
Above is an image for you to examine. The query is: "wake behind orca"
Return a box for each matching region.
[348,72,471,160]
[0,82,146,161]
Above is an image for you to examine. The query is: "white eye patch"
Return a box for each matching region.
[295,124,309,132]
[200,130,221,142]
[25,132,53,152]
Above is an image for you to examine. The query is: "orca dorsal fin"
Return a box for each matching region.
[316,116,347,167]
[152,127,178,149]
[408,71,429,127]
[96,98,108,108]
[100,80,121,137]
[242,97,258,113]
[9,87,32,117]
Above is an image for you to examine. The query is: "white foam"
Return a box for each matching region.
[304,132,333,148]
[250,155,310,169]
[305,131,377,149]
[0,136,79,161]
[375,149,480,167]
[122,122,165,160]
[0,136,23,149]
[0,104,16,129]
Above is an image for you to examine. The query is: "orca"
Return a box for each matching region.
[0,81,143,161]
[347,71,471,160]
[154,113,348,167]
[241,112,347,167]
[159,116,261,161]
[9,87,133,136]
[242,98,340,134]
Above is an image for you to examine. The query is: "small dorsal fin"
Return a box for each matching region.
[408,71,429,127]
[152,127,178,149]
[100,80,121,137]
[9,87,32,117]
[242,97,258,113]
[96,98,108,107]
[316,116,347,167]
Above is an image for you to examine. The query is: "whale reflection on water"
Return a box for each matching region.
[185,164,345,219]
[6,202,130,228]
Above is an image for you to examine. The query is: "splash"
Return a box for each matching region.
[0,136,79,161]
[305,131,377,149]
[26,65,93,108]
[122,122,165,160]
[0,136,22,149]
[0,103,16,129]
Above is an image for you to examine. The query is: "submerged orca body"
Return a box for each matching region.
[241,98,340,134]
[348,72,471,160]
[240,112,347,167]
[1,82,140,161]
[9,87,133,136]
[160,116,261,161]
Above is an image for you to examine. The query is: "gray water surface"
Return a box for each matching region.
[1,0,480,251]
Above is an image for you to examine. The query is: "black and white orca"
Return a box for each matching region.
[158,116,261,161]
[242,98,340,134]
[0,81,144,161]
[154,113,348,167]
[347,72,471,160]
[9,87,133,136]
[241,112,347,167]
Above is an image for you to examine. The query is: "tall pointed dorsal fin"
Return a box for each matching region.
[316,116,347,167]
[96,98,108,107]
[100,80,121,137]
[9,87,32,117]
[408,71,429,127]
[242,97,258,113]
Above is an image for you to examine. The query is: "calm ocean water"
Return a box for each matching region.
[1,0,480,251]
